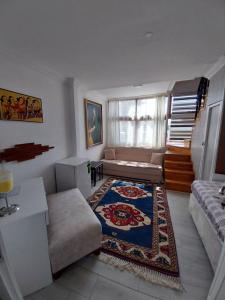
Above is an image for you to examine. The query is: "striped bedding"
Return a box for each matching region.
[192,180,225,242]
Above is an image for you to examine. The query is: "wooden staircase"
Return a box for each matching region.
[164,146,195,192]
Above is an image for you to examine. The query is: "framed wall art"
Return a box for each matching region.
[0,88,43,123]
[84,99,103,148]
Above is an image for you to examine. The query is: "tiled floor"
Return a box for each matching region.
[26,178,214,300]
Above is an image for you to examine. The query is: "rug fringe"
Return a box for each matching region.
[98,252,183,291]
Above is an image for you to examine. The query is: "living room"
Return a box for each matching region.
[0,1,225,300]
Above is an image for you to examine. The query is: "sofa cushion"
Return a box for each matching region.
[104,148,116,160]
[151,152,164,166]
[102,159,162,176]
[114,147,151,162]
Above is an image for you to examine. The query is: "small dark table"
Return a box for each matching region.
[91,161,103,186]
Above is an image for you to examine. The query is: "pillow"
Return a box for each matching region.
[104,149,116,160]
[150,152,164,165]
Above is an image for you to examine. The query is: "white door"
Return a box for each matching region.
[200,102,222,180]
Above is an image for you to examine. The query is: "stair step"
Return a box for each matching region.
[166,145,191,154]
[166,140,191,149]
[165,179,192,193]
[164,160,193,171]
[165,169,195,181]
[165,152,191,162]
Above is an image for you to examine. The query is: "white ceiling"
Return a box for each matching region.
[100,81,172,98]
[0,0,225,89]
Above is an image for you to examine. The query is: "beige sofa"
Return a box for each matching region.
[102,147,165,182]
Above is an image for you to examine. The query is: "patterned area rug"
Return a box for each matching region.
[88,177,181,290]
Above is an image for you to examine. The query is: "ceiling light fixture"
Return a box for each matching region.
[132,84,143,88]
[145,32,153,39]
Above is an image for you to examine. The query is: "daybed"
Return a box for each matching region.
[189,180,225,271]
[47,188,102,274]
[102,147,165,182]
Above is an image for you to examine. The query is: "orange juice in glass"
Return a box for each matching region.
[0,170,13,193]
[0,170,19,217]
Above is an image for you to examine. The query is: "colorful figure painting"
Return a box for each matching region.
[0,88,43,123]
[84,99,103,148]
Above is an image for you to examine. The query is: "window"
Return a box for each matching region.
[107,95,167,148]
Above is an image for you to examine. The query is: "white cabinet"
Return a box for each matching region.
[0,177,52,297]
[55,157,91,199]
[0,245,23,300]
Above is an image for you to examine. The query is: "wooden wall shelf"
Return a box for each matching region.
[0,143,54,163]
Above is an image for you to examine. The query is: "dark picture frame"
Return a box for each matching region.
[84,99,103,148]
[0,88,43,123]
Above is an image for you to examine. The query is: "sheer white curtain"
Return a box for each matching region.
[107,95,167,148]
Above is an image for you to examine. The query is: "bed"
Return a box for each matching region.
[189,180,225,271]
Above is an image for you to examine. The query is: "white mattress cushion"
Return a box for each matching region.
[47,188,102,273]
[192,180,225,242]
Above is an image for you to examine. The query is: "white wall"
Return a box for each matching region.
[0,58,171,194]
[0,56,72,193]
[100,81,171,99]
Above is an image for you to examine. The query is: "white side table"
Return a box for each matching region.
[55,157,91,199]
[0,177,52,296]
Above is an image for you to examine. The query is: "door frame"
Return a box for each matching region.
[199,100,223,180]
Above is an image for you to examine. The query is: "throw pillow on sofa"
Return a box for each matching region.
[104,149,116,160]
[151,153,163,165]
